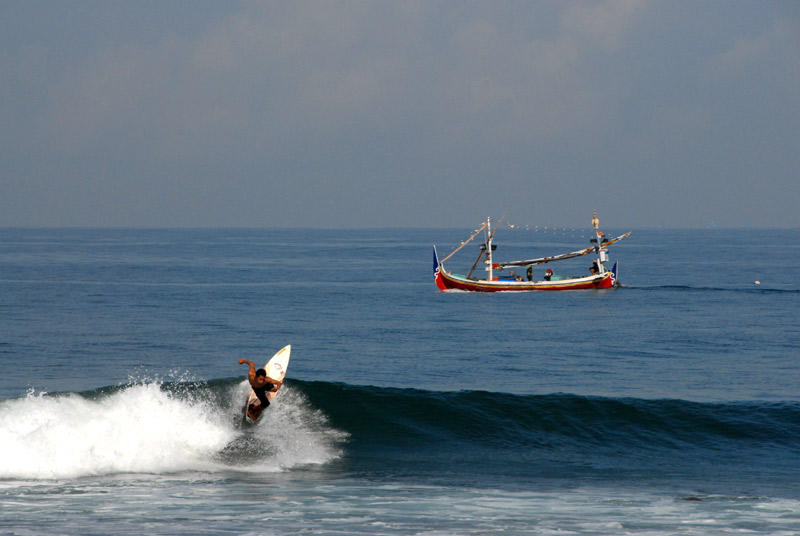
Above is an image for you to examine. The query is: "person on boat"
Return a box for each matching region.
[544,268,553,281]
[239,358,282,412]
[527,266,533,281]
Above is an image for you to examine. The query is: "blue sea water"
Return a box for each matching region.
[1,227,799,535]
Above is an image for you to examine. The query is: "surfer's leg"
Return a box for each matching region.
[256,392,270,408]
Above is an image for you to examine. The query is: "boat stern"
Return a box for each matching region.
[433,246,448,291]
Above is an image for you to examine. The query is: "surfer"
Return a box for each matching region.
[239,359,282,410]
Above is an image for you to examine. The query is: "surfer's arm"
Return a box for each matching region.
[268,378,283,390]
[238,359,257,379]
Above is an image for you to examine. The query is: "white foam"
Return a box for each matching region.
[249,386,347,471]
[0,381,344,480]
[219,381,347,473]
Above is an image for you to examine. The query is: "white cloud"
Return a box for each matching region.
[561,0,644,53]
[36,1,650,160]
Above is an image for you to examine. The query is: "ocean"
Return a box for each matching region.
[1,226,798,535]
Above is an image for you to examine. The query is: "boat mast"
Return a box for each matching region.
[485,217,493,281]
[591,210,608,274]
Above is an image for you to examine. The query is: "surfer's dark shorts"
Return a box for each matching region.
[253,387,271,408]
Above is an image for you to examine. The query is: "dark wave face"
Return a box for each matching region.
[3,376,799,496]
[298,381,800,491]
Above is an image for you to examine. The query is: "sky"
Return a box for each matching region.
[1,0,798,229]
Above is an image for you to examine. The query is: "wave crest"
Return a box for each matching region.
[0,379,344,480]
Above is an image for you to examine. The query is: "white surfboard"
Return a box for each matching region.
[244,345,291,424]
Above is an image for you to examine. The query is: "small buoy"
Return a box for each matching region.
[754,280,761,285]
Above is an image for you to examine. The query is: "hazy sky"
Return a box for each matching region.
[2,1,798,228]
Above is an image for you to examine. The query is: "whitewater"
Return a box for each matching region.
[0,380,343,480]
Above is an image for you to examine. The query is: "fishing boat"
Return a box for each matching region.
[433,211,631,292]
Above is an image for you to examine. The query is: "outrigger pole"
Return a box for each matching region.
[438,220,488,265]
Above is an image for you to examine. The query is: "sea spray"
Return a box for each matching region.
[0,382,233,479]
[213,382,347,471]
[0,378,345,479]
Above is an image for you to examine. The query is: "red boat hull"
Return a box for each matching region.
[434,266,615,292]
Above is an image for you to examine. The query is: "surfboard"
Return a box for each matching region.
[243,345,291,424]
